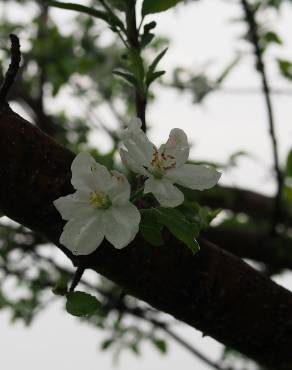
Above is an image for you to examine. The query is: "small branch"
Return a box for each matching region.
[124,306,226,370]
[125,3,147,132]
[240,0,283,236]
[0,34,21,105]
[69,266,85,292]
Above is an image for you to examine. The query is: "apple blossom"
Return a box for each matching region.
[54,152,141,255]
[120,118,221,207]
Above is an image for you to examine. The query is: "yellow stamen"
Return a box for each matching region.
[89,190,111,209]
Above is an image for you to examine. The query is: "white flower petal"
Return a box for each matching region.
[60,208,104,255]
[108,171,131,205]
[71,152,112,192]
[103,203,141,249]
[159,128,189,168]
[120,148,148,176]
[121,124,154,167]
[144,177,184,207]
[126,117,142,131]
[166,164,221,190]
[54,191,89,221]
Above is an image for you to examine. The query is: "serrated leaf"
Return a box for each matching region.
[153,208,200,254]
[66,291,100,317]
[142,0,182,16]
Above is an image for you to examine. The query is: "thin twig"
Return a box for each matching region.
[28,250,224,369]
[241,0,283,236]
[126,306,226,370]
[0,34,21,104]
[69,266,86,292]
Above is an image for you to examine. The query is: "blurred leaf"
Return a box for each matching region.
[113,70,138,87]
[286,150,292,177]
[101,338,114,350]
[278,59,292,80]
[142,0,183,16]
[151,338,167,353]
[49,2,110,23]
[66,291,101,317]
[140,21,157,48]
[52,280,68,296]
[261,31,282,45]
[146,48,167,87]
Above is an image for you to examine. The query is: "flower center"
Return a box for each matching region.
[89,190,111,209]
[148,147,176,179]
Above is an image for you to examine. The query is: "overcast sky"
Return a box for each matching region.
[1,1,292,370]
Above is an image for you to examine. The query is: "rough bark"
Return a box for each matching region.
[1,105,292,369]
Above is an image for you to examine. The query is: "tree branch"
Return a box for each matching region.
[2,106,292,369]
[241,0,283,235]
[125,2,147,132]
[0,34,21,105]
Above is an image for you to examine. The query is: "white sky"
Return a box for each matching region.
[1,1,292,370]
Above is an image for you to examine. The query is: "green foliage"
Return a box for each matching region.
[286,150,292,177]
[278,59,292,80]
[140,210,164,246]
[48,1,110,23]
[142,0,183,16]
[153,208,200,254]
[151,338,168,353]
[140,21,156,48]
[146,48,167,88]
[66,291,101,317]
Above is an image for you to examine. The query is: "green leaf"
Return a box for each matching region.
[142,0,182,16]
[286,150,292,177]
[262,31,282,45]
[66,291,100,317]
[146,70,165,87]
[146,47,167,86]
[101,338,114,350]
[278,59,292,80]
[153,208,200,254]
[113,70,138,87]
[128,49,145,91]
[52,281,68,296]
[140,209,164,246]
[148,48,168,75]
[151,338,167,353]
[48,2,110,23]
[140,21,157,48]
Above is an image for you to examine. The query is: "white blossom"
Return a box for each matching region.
[120,118,221,207]
[54,152,141,255]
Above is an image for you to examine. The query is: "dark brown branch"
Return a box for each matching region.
[2,107,292,369]
[0,35,21,105]
[125,3,147,132]
[241,0,283,235]
[69,266,86,292]
[205,227,292,271]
